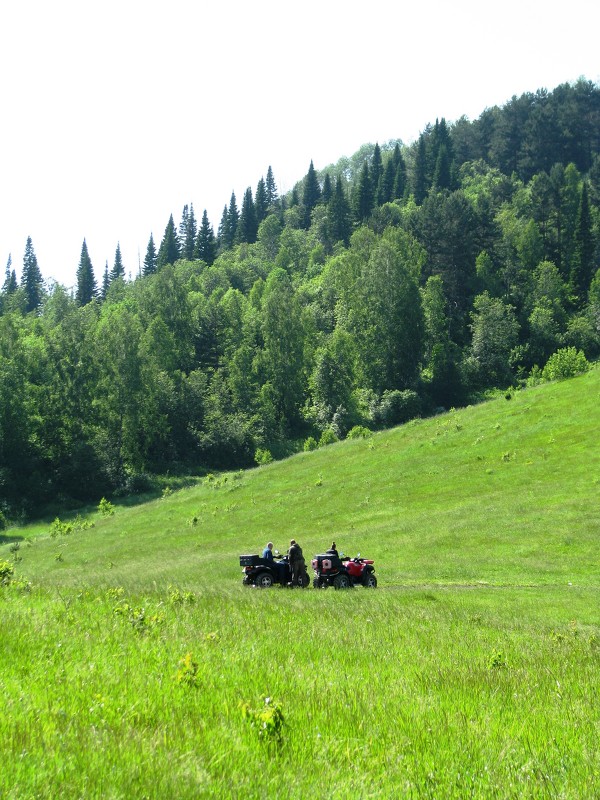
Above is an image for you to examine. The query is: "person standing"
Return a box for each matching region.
[287,539,305,586]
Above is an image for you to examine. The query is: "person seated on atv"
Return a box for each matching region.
[263,541,286,583]
[262,542,275,561]
[326,541,338,557]
[288,539,306,586]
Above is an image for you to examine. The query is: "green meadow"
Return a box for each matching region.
[1,368,599,799]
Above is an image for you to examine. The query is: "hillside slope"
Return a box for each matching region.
[8,366,600,591]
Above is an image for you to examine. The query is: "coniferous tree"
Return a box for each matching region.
[180,203,197,260]
[101,261,110,299]
[377,158,395,205]
[302,160,321,228]
[237,187,258,244]
[413,134,428,204]
[265,165,278,207]
[143,233,157,276]
[217,205,230,251]
[328,176,352,246]
[353,161,374,222]
[110,242,125,281]
[226,192,239,247]
[371,143,383,200]
[3,254,17,294]
[75,239,97,306]
[157,214,181,268]
[429,118,454,188]
[254,177,268,224]
[21,236,43,312]
[196,210,216,265]
[393,149,407,200]
[322,173,333,204]
[178,205,189,247]
[570,181,595,304]
[433,144,452,190]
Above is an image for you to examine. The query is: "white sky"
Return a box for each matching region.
[1,0,599,289]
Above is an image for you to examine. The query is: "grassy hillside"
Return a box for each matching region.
[1,368,599,798]
[11,365,600,591]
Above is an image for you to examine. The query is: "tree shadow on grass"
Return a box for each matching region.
[0,534,24,546]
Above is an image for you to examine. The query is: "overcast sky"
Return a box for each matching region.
[1,0,599,289]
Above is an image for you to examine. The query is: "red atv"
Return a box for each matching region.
[311,553,377,589]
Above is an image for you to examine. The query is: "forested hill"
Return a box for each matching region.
[1,78,600,519]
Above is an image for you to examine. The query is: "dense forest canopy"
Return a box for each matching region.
[1,78,600,518]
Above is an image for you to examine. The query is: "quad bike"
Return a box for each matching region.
[240,553,310,588]
[311,553,377,589]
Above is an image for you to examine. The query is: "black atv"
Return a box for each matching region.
[239,553,310,588]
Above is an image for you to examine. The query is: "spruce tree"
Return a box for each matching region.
[3,254,17,294]
[143,233,157,276]
[157,214,181,268]
[75,239,97,306]
[237,187,258,244]
[353,161,374,222]
[328,176,352,246]
[226,192,239,247]
[254,177,268,224]
[302,160,321,228]
[393,149,407,200]
[570,181,595,304]
[110,242,125,281]
[217,205,230,251]
[21,236,44,312]
[180,203,197,260]
[413,134,428,204]
[179,204,189,244]
[196,210,216,265]
[378,158,396,205]
[322,173,333,203]
[371,143,383,201]
[265,165,278,207]
[101,261,110,299]
[433,144,452,190]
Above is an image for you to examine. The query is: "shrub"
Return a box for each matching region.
[542,347,590,381]
[124,472,154,494]
[526,365,544,387]
[0,510,6,531]
[346,425,373,440]
[303,437,318,452]
[175,653,201,688]
[371,389,421,429]
[50,517,72,537]
[241,697,285,745]
[0,560,14,585]
[254,448,273,465]
[98,497,115,517]
[318,429,338,447]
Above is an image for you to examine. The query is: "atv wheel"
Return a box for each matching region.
[313,577,327,589]
[333,573,352,590]
[255,572,274,588]
[363,573,377,588]
[300,572,310,588]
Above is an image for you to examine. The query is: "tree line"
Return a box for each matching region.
[1,78,599,518]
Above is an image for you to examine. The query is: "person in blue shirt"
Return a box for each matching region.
[262,541,275,561]
[263,541,286,583]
